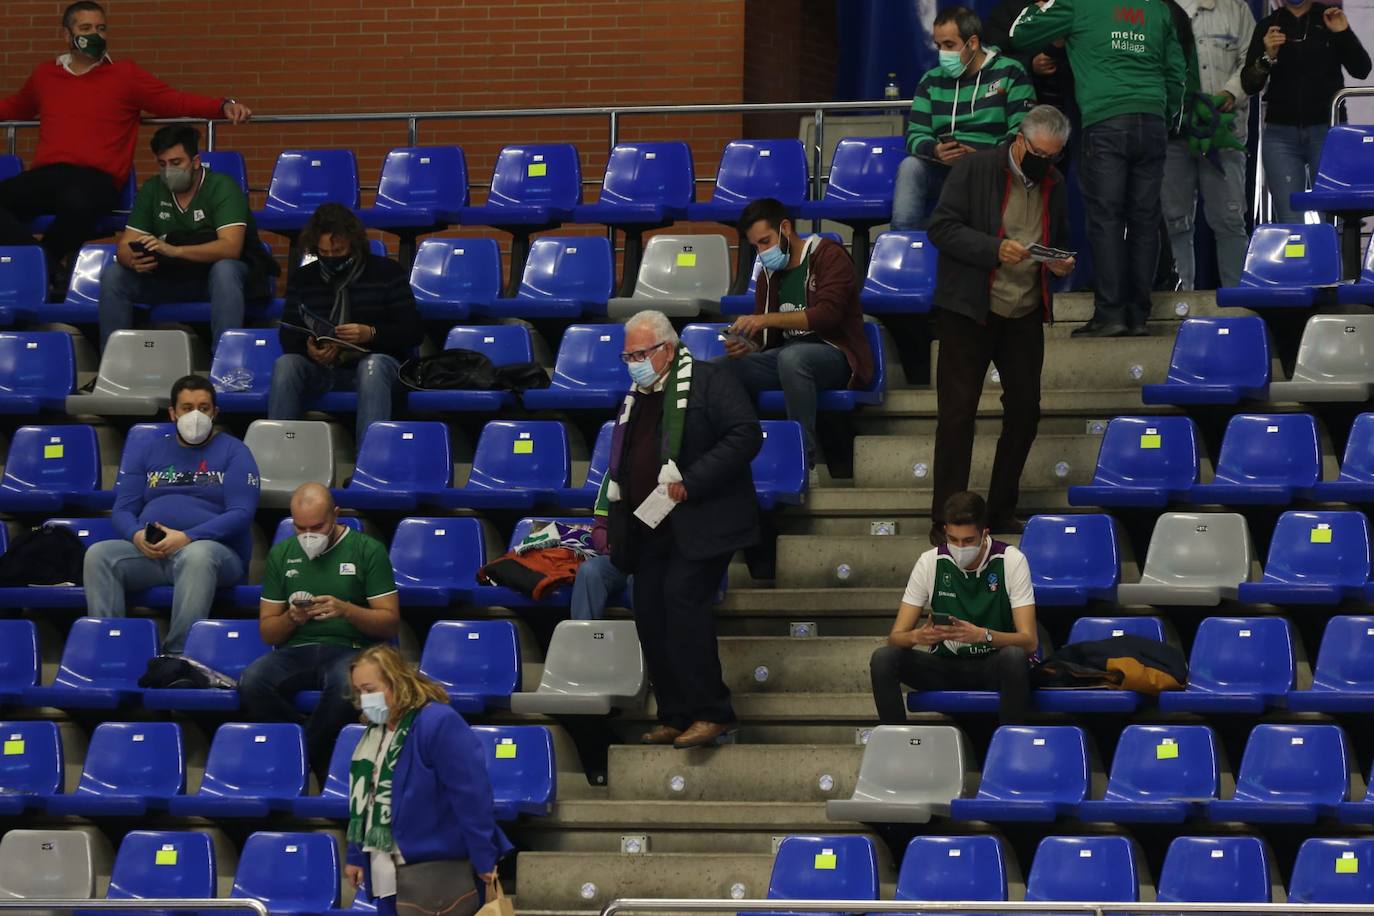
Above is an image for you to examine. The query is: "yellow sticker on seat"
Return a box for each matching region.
[496,743,517,759]
[1156,741,1178,760]
[44,445,63,459]
[1312,527,1333,544]
[513,440,534,454]
[1337,855,1359,874]
[155,849,178,866]
[2,740,23,756]
[813,853,836,870]
[528,163,548,177]
[1285,244,1306,258]
[1139,434,1161,450]
[676,252,697,268]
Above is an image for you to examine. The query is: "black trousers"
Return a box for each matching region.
[931,307,1044,526]
[632,523,735,729]
[870,644,1030,725]
[0,163,120,272]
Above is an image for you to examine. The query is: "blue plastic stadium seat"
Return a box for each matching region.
[1036,615,1168,716]
[424,420,569,510]
[45,721,183,816]
[1019,514,1119,606]
[680,323,729,361]
[719,232,844,315]
[1068,416,1200,508]
[0,424,108,512]
[949,726,1089,822]
[408,238,501,322]
[1215,223,1341,310]
[483,236,615,319]
[1339,231,1374,305]
[471,724,555,819]
[143,619,269,712]
[0,246,46,326]
[551,421,612,509]
[1313,413,1374,502]
[202,150,248,192]
[687,139,808,224]
[421,620,522,713]
[0,720,64,814]
[1157,836,1274,906]
[1293,124,1374,212]
[1207,723,1350,823]
[0,155,20,181]
[1024,836,1140,903]
[0,619,38,701]
[1289,838,1374,903]
[1076,724,1218,823]
[21,617,158,709]
[333,421,451,511]
[1188,413,1321,506]
[0,517,116,609]
[521,325,630,410]
[1290,616,1374,712]
[232,831,339,916]
[754,420,807,510]
[1066,616,1168,644]
[406,324,533,413]
[858,231,936,314]
[254,150,360,233]
[893,835,1008,906]
[168,723,307,818]
[1141,316,1272,404]
[292,724,363,818]
[1158,616,1295,713]
[0,331,75,413]
[573,141,694,226]
[108,830,218,902]
[757,321,886,411]
[759,835,878,916]
[389,516,484,606]
[455,144,581,228]
[39,243,113,325]
[212,329,284,413]
[798,137,907,269]
[356,146,468,236]
[1237,510,1370,605]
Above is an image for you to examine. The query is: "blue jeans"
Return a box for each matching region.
[98,258,248,351]
[891,156,949,231]
[1262,122,1328,224]
[1162,141,1249,289]
[1078,113,1168,329]
[238,641,361,778]
[571,554,631,620]
[82,538,244,655]
[268,352,402,446]
[721,342,852,467]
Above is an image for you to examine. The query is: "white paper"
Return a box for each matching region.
[634,485,677,529]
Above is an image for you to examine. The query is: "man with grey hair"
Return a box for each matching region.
[925,104,1074,546]
[592,309,762,749]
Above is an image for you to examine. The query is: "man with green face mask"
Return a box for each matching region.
[0,1,251,298]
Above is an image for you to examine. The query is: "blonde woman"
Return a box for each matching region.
[345,645,512,916]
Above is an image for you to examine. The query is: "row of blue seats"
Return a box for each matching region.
[1217,220,1374,309]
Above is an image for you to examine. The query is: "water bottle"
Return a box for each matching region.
[884,73,901,101]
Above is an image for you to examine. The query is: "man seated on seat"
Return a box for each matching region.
[240,482,399,780]
[99,125,274,352]
[869,490,1038,725]
[723,197,873,475]
[84,374,259,655]
[268,204,422,447]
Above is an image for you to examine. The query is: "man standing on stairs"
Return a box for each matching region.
[927,104,1074,546]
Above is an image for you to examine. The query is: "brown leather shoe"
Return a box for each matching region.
[673,720,736,749]
[640,724,683,745]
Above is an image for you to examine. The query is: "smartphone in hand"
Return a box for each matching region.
[144,522,165,545]
[930,612,955,627]
[290,597,316,608]
[129,240,149,255]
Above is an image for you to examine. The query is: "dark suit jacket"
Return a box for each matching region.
[607,358,763,570]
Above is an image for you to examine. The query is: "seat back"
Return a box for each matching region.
[108,830,216,900]
[1025,836,1140,902]
[863,231,937,296]
[1020,514,1120,591]
[515,236,615,304]
[182,619,270,681]
[1212,413,1321,487]
[1138,512,1255,589]
[820,137,906,203]
[1231,723,1350,805]
[1290,314,1374,383]
[1,424,100,495]
[231,831,338,911]
[766,835,879,902]
[0,828,110,898]
[53,617,159,690]
[43,517,120,550]
[349,421,452,493]
[680,323,729,362]
[1102,724,1219,803]
[93,330,194,400]
[0,331,74,398]
[484,144,582,211]
[316,725,364,801]
[549,325,631,391]
[420,620,521,701]
[443,325,534,366]
[466,420,570,491]
[1237,223,1341,288]
[1337,413,1374,481]
[77,722,184,800]
[630,234,731,301]
[390,517,485,591]
[852,725,970,806]
[754,421,807,500]
[534,620,645,700]
[595,141,695,209]
[0,620,38,691]
[1290,838,1374,903]
[1086,416,1200,489]
[198,723,307,800]
[0,246,46,310]
[375,146,468,213]
[201,151,249,193]
[212,329,283,395]
[1066,617,1167,644]
[1157,836,1273,903]
[263,149,359,212]
[471,724,556,815]
[0,155,20,181]
[584,422,613,494]
[894,835,1008,902]
[1262,510,1371,588]
[410,238,502,307]
[708,139,808,207]
[1186,616,1295,695]
[1310,124,1374,195]
[1310,615,1374,692]
[1162,316,1271,389]
[63,243,116,310]
[975,726,1089,803]
[0,720,63,796]
[245,420,337,498]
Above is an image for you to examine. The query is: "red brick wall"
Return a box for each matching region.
[742,0,839,139]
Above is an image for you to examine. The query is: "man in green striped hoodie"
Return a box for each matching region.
[892,6,1037,231]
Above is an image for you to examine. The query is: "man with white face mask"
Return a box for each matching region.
[869,491,1039,725]
[239,482,400,781]
[84,375,260,655]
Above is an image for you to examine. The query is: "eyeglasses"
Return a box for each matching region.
[1022,134,1064,162]
[619,341,668,364]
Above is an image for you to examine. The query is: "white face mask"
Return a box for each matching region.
[947,535,987,570]
[297,531,331,560]
[360,691,389,725]
[176,409,213,445]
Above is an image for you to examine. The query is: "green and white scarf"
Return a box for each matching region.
[347,709,417,852]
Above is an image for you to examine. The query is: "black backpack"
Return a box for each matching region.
[399,348,550,392]
[0,524,86,587]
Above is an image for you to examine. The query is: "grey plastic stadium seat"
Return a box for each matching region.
[1269,315,1374,402]
[508,620,646,715]
[1116,512,1255,605]
[826,725,973,823]
[608,234,731,318]
[65,330,193,416]
[0,827,113,899]
[245,420,337,508]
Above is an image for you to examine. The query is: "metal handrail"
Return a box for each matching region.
[1329,86,1374,126]
[0,900,267,915]
[602,899,1374,916]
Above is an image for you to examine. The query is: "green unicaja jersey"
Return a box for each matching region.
[261,527,397,649]
[125,164,251,239]
[901,540,1036,657]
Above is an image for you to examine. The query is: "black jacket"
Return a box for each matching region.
[927,141,1069,324]
[607,359,762,571]
[279,254,423,362]
[1242,3,1372,126]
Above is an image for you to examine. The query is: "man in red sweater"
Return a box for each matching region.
[0,2,251,294]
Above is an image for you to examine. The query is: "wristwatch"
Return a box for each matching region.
[983,628,994,644]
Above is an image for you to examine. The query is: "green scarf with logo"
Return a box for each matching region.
[346,709,417,853]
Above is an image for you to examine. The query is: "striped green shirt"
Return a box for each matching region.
[905,47,1037,158]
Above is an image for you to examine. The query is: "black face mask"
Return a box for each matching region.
[317,255,353,278]
[1020,148,1053,184]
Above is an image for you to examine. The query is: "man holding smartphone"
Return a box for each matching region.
[869,491,1039,725]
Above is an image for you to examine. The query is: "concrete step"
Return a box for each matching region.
[776,534,927,590]
[719,636,883,696]
[607,743,863,802]
[806,485,1073,515]
[718,587,906,615]
[853,431,1103,490]
[541,799,836,831]
[924,334,1175,391]
[1050,289,1225,323]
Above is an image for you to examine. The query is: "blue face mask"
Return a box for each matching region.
[939,43,970,78]
[360,691,389,725]
[628,357,662,389]
[758,230,791,272]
